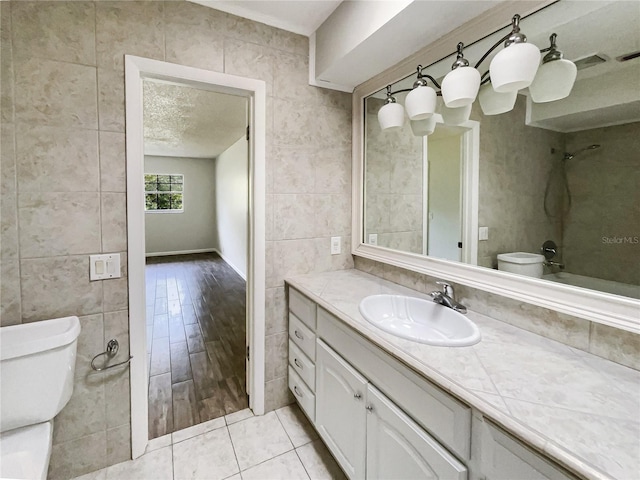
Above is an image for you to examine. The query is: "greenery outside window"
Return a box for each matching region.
[145,174,184,212]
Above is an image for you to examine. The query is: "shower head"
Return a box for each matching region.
[563,144,601,161]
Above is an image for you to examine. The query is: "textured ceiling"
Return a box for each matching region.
[143,80,247,159]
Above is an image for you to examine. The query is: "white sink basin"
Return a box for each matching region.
[359,295,481,346]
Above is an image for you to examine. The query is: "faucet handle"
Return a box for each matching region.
[436,281,454,298]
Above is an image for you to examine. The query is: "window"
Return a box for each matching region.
[145,174,184,212]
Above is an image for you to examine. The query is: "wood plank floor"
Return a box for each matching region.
[146,253,248,439]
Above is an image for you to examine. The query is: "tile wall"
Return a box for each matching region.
[564,121,640,286]
[470,95,564,269]
[354,256,640,371]
[0,1,352,478]
[364,96,424,253]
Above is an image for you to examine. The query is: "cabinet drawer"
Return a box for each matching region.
[289,366,315,422]
[289,287,316,329]
[289,313,316,360]
[317,307,471,460]
[289,340,315,392]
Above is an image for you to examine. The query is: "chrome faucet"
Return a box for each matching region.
[429,281,467,314]
[544,260,565,270]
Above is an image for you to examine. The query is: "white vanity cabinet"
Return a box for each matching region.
[316,339,368,479]
[287,288,317,421]
[476,419,577,480]
[367,384,467,480]
[316,338,467,480]
[287,286,579,480]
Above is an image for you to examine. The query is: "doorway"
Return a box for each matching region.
[142,80,250,438]
[125,56,266,458]
[422,116,479,265]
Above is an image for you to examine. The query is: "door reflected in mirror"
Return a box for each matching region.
[365,96,479,264]
[361,1,640,300]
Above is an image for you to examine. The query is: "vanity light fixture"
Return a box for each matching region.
[405,66,438,120]
[478,72,518,115]
[378,14,575,134]
[488,14,540,92]
[440,101,472,126]
[441,43,481,108]
[377,85,405,130]
[529,33,578,103]
[410,116,437,136]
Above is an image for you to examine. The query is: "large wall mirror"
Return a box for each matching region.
[354,0,640,331]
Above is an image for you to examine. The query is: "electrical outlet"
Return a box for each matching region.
[478,226,489,241]
[368,233,378,245]
[330,236,341,255]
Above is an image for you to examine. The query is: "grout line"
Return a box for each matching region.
[274,406,296,448]
[294,447,312,480]
[226,425,243,476]
[6,0,24,325]
[170,439,175,480]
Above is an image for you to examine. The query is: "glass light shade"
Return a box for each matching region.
[378,102,405,130]
[489,42,541,93]
[405,85,437,120]
[529,58,577,103]
[478,83,517,115]
[441,66,481,108]
[440,103,472,126]
[410,116,437,136]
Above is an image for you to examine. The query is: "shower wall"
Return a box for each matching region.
[564,121,640,286]
[472,95,564,269]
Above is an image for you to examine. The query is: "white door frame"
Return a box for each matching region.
[125,55,266,459]
[422,116,479,264]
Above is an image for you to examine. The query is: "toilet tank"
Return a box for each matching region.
[0,317,81,433]
[497,252,545,278]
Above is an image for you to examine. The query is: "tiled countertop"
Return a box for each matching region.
[285,269,640,480]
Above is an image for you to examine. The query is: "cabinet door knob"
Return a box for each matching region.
[294,386,304,398]
[294,358,303,369]
[294,330,304,340]
[354,393,362,400]
[366,405,374,413]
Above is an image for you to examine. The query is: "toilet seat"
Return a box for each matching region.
[0,421,52,480]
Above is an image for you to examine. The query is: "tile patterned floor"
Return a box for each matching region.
[71,405,346,480]
[145,253,248,439]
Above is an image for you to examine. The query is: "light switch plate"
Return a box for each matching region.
[368,233,378,245]
[90,254,121,281]
[478,226,489,241]
[330,236,341,255]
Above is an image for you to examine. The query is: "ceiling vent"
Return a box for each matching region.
[574,54,608,70]
[616,50,640,62]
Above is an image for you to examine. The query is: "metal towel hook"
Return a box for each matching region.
[91,339,133,371]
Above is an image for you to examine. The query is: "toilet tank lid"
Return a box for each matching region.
[497,252,545,264]
[0,316,81,361]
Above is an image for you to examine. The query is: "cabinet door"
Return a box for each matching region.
[479,420,577,480]
[366,385,467,480]
[316,339,367,479]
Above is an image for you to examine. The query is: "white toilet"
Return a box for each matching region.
[0,316,81,480]
[497,252,545,278]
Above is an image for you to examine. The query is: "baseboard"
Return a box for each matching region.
[214,249,247,281]
[145,248,217,257]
